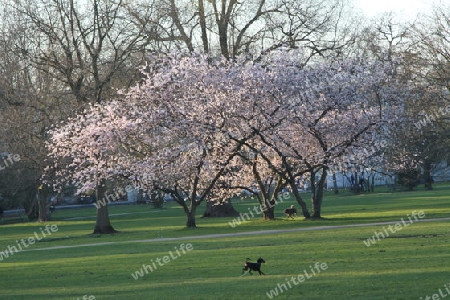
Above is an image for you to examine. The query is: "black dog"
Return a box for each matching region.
[284,205,297,219]
[242,257,265,275]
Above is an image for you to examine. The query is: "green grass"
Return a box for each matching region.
[0,184,449,299]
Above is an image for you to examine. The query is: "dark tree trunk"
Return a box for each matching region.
[37,185,51,222]
[289,183,310,219]
[263,208,275,220]
[370,175,375,192]
[169,0,194,52]
[332,171,339,194]
[423,160,433,190]
[202,198,239,218]
[171,190,202,229]
[150,190,165,209]
[251,158,281,221]
[186,210,197,228]
[198,0,209,53]
[24,186,39,220]
[214,1,233,59]
[93,180,117,234]
[261,199,276,220]
[311,168,327,219]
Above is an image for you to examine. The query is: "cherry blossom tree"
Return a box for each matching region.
[46,103,133,233]
[46,50,407,228]
[219,147,288,220]
[282,57,405,218]
[223,51,407,219]
[46,52,281,228]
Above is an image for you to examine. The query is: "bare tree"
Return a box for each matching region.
[130,0,357,61]
[354,8,450,191]
[414,4,450,92]
[0,1,69,221]
[1,0,151,231]
[353,13,412,62]
[404,5,450,189]
[13,0,149,104]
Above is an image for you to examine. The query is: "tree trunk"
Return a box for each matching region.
[150,190,165,209]
[423,160,433,190]
[202,198,239,217]
[175,194,199,228]
[24,186,39,221]
[285,176,310,219]
[332,171,339,194]
[218,24,229,59]
[289,184,310,219]
[198,0,209,53]
[263,207,275,220]
[37,185,51,222]
[311,169,327,219]
[186,210,197,228]
[93,180,117,234]
[352,172,359,193]
[261,199,276,220]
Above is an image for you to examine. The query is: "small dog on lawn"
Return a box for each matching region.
[242,257,265,275]
[284,205,297,219]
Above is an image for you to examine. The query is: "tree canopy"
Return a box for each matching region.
[46,50,409,227]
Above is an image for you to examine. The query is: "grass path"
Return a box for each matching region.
[25,216,450,252]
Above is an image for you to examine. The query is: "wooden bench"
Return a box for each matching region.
[1,209,26,222]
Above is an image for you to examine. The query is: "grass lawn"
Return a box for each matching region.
[0,184,449,299]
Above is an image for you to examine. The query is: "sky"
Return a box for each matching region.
[353,0,442,20]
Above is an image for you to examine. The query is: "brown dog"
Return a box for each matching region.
[284,205,297,218]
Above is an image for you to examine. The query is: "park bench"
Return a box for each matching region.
[1,209,26,223]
